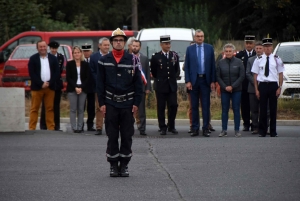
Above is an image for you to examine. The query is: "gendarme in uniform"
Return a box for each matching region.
[150,35,180,135]
[251,38,284,137]
[97,28,143,177]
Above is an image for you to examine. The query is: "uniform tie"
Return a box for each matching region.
[165,53,168,59]
[265,56,269,77]
[249,52,252,57]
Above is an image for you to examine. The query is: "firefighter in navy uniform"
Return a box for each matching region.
[97,28,143,177]
[150,35,180,135]
[235,35,256,131]
[40,41,64,130]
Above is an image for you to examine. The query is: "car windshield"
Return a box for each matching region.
[140,40,191,61]
[275,45,300,63]
[11,46,68,59]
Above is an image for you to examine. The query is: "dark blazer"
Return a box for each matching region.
[184,43,216,86]
[66,60,90,93]
[246,56,257,93]
[235,49,256,90]
[28,53,59,91]
[150,51,179,93]
[139,53,151,92]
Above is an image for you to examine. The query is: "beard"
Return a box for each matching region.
[132,49,139,54]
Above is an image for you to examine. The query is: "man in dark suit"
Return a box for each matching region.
[28,40,59,130]
[246,42,264,134]
[236,35,256,131]
[40,41,64,131]
[132,40,151,136]
[150,35,180,135]
[82,43,96,131]
[90,37,110,135]
[184,29,216,137]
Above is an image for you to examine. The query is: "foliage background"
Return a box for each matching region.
[1,0,300,45]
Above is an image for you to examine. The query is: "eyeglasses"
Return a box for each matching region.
[113,39,125,43]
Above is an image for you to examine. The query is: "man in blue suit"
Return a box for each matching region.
[184,29,216,137]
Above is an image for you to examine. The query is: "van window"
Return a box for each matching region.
[276,45,300,63]
[19,36,41,45]
[51,37,96,52]
[140,40,190,61]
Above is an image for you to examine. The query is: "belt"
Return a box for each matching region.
[198,74,206,78]
[106,90,134,102]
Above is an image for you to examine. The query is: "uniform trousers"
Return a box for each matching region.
[249,93,259,130]
[84,92,95,129]
[95,94,104,130]
[155,90,178,131]
[29,88,55,130]
[40,90,61,130]
[68,92,87,131]
[241,90,251,127]
[105,104,134,163]
[190,76,210,131]
[136,92,147,131]
[258,82,278,136]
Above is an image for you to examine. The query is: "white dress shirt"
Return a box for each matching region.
[251,53,284,82]
[76,66,82,85]
[40,56,50,82]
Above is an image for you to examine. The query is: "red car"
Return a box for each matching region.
[1,44,72,91]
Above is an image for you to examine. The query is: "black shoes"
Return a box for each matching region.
[190,130,199,137]
[140,131,147,136]
[73,130,83,133]
[109,162,129,177]
[167,128,178,134]
[160,130,166,135]
[88,127,96,131]
[202,129,210,137]
[110,163,119,177]
[242,126,250,131]
[208,124,215,132]
[119,164,129,177]
[95,129,102,135]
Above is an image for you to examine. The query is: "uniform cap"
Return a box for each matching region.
[244,35,255,41]
[160,35,171,43]
[48,41,60,48]
[110,28,128,42]
[262,38,272,45]
[81,43,92,50]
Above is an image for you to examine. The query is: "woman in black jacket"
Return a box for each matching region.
[66,46,90,133]
[217,43,245,137]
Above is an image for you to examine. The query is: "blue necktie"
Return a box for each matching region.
[197,45,202,74]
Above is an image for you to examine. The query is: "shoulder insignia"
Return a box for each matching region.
[274,55,279,58]
[258,56,262,59]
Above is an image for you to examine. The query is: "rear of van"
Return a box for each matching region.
[136,28,195,85]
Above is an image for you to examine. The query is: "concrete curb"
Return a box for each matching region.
[25,117,300,126]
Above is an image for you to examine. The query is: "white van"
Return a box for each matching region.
[273,42,300,99]
[136,27,195,84]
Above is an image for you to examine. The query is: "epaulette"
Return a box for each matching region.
[171,50,178,55]
[258,56,262,59]
[274,55,279,58]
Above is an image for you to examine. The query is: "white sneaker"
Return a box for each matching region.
[235,131,241,137]
[219,130,227,137]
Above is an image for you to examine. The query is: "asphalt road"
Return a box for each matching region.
[1,125,300,201]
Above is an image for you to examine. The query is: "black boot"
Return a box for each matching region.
[109,162,119,177]
[119,162,129,177]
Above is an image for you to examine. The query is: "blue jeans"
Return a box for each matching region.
[221,91,241,131]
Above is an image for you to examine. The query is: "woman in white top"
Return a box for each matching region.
[66,46,90,133]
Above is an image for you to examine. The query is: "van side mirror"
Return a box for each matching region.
[0,52,4,63]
